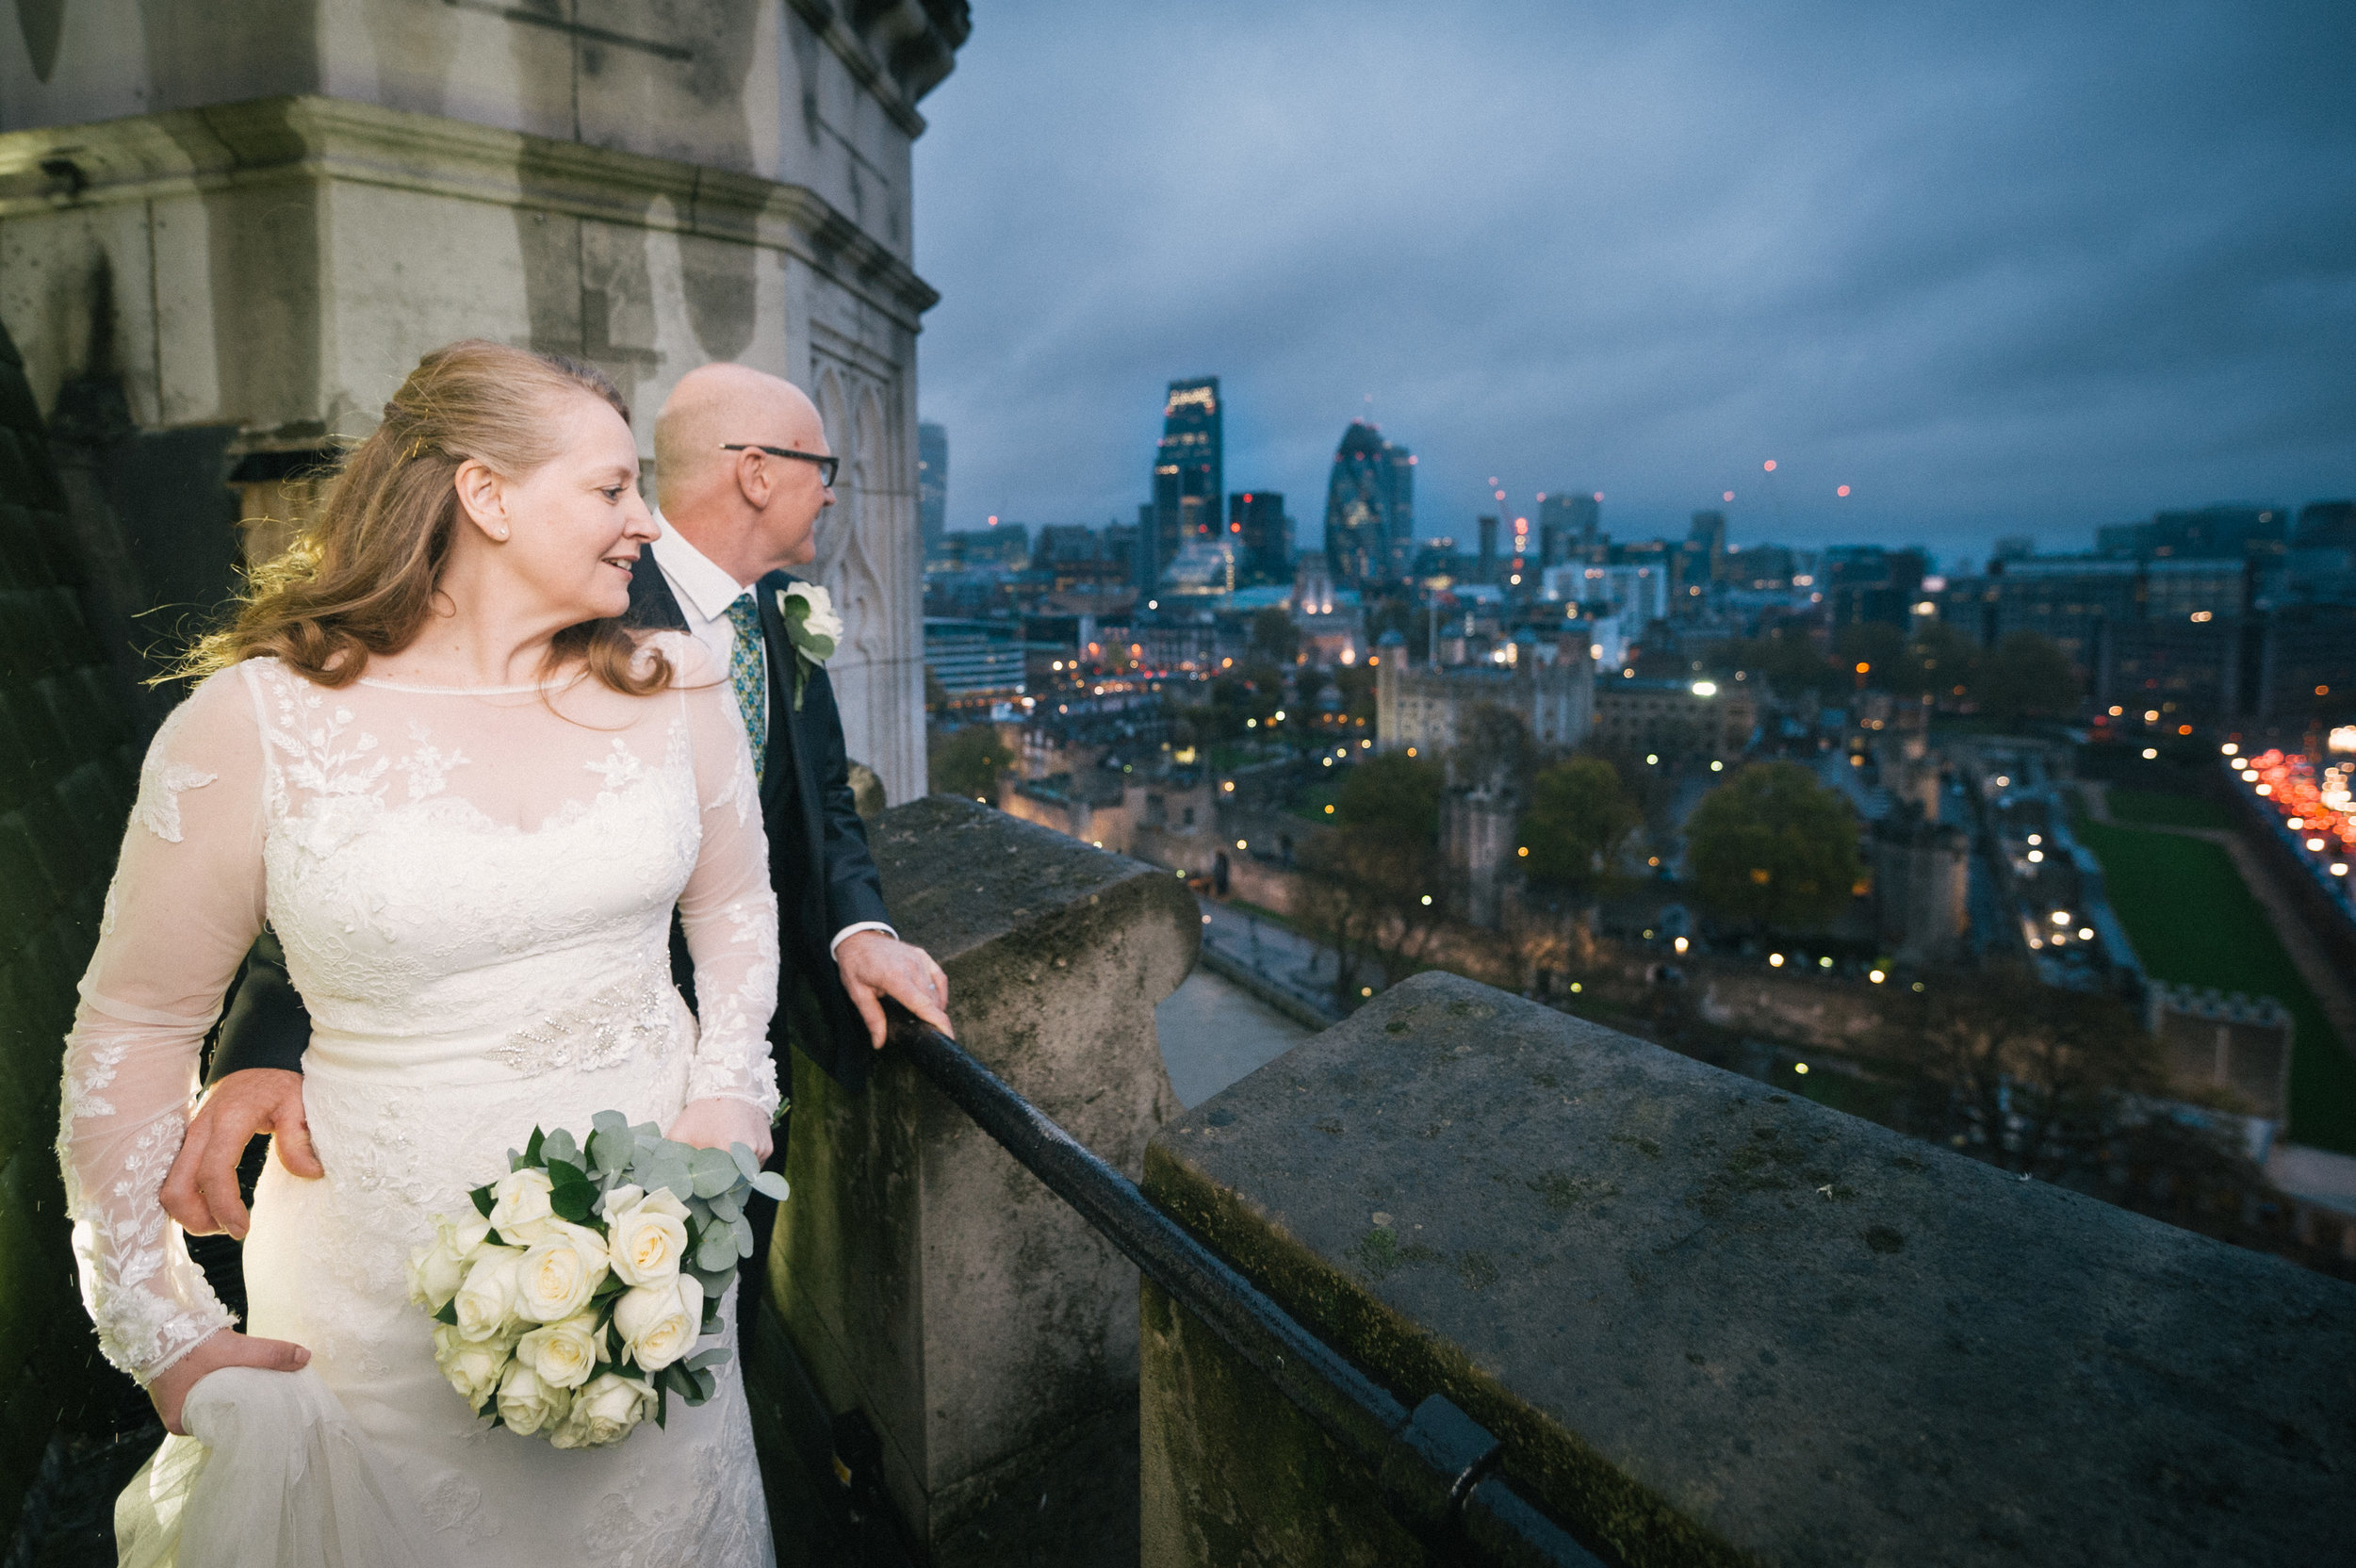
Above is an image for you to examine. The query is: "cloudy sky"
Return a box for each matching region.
[910,2,2355,568]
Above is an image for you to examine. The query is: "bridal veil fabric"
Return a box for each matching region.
[58,636,781,1566]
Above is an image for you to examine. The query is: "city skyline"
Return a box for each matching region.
[911,2,2355,564]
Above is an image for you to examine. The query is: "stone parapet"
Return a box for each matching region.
[1141,970,2356,1567]
[768,795,1196,1565]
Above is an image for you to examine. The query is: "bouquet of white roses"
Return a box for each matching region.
[406,1110,788,1448]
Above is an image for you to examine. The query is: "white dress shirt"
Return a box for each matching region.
[651,513,892,960]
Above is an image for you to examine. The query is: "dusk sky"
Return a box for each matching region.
[910,2,2355,570]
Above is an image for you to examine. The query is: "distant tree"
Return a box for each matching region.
[1833,622,1906,691]
[1881,969,2161,1179]
[1296,750,1446,1004]
[928,723,1014,803]
[1248,606,1300,665]
[1519,757,1643,894]
[1977,631,2082,722]
[1684,761,1862,932]
[1706,629,1841,701]
[1453,703,1532,793]
[1332,663,1378,727]
[924,667,952,714]
[1901,620,1983,706]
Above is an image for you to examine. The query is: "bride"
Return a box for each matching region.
[59,341,779,1565]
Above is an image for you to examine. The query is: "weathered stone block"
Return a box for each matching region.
[1143,971,2356,1568]
[770,795,1197,1566]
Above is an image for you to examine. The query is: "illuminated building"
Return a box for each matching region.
[1143,377,1222,590]
[1228,491,1293,587]
[1321,420,1415,587]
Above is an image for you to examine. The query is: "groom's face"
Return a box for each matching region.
[749,392,833,571]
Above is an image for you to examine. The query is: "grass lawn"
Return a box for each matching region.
[2077,819,2356,1153]
[2102,788,2236,832]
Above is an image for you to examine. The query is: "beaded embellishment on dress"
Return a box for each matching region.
[488,960,679,1077]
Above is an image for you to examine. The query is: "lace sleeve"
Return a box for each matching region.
[669,637,781,1115]
[58,667,269,1383]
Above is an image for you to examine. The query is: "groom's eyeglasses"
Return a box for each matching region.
[721,444,839,489]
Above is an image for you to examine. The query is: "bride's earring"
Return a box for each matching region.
[496,529,510,541]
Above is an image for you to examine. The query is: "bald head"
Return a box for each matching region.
[652,364,834,584]
[654,363,824,514]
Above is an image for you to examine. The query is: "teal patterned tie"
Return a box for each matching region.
[723,595,767,786]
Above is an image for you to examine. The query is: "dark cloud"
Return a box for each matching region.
[910,1,2356,565]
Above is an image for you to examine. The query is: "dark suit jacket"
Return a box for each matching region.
[206,549,892,1096]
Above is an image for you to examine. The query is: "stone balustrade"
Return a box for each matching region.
[759,795,1197,1565]
[1140,971,2356,1566]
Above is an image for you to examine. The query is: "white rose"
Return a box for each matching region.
[408,1232,467,1312]
[514,1223,607,1324]
[515,1311,605,1390]
[486,1168,557,1244]
[496,1361,572,1437]
[433,1322,514,1409]
[451,1247,527,1341]
[548,1370,655,1450]
[604,1187,692,1286]
[410,1211,500,1309]
[612,1274,705,1373]
[781,582,843,647]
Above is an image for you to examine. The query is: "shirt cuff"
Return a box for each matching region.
[828,922,897,960]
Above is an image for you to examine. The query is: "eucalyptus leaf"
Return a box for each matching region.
[543,1129,581,1168]
[588,1127,632,1176]
[689,1147,738,1198]
[592,1109,630,1137]
[695,1228,737,1272]
[642,1163,695,1201]
[706,1188,741,1225]
[692,1367,716,1403]
[728,1143,760,1183]
[729,1212,754,1259]
[749,1171,790,1202]
[685,1348,733,1371]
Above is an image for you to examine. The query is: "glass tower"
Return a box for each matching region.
[918,421,948,552]
[1143,377,1222,590]
[1321,419,1414,587]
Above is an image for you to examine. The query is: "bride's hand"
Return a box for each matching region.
[665,1098,773,1165]
[148,1327,312,1436]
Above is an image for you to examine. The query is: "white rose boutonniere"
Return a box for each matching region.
[776,581,842,711]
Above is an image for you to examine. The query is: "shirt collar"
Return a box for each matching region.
[653,512,758,624]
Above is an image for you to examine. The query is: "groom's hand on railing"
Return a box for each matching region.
[836,930,953,1049]
[148,1327,312,1436]
[162,1068,323,1240]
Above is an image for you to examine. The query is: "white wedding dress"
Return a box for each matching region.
[58,635,781,1567]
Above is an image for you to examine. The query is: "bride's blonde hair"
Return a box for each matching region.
[180,339,669,695]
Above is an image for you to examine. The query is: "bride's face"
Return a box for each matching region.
[467,393,658,624]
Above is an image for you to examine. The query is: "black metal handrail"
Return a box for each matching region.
[889,1013,1606,1568]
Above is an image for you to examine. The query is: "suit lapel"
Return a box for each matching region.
[628,549,691,632]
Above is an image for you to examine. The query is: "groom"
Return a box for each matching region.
[161,364,955,1284]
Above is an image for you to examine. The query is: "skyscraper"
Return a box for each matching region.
[1143,377,1223,590]
[1230,491,1293,587]
[1689,509,1727,582]
[1539,492,1601,560]
[1477,515,1499,584]
[1322,420,1415,587]
[918,421,948,552]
